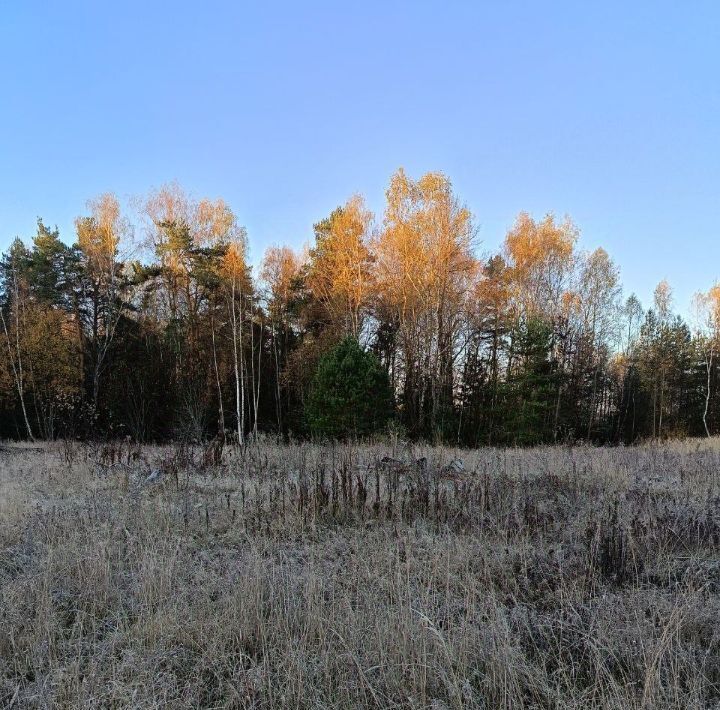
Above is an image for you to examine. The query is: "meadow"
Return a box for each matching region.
[2,439,720,708]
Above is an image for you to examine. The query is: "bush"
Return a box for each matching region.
[306,337,393,437]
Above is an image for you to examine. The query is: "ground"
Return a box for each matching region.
[1,439,720,709]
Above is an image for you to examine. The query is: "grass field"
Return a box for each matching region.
[2,439,720,708]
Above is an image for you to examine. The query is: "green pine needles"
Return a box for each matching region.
[306,337,393,438]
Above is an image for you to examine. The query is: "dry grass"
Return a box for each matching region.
[2,439,720,708]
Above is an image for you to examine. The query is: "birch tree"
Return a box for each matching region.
[306,195,374,338]
[75,193,132,408]
[262,245,302,433]
[692,285,720,437]
[0,240,34,439]
[373,169,477,436]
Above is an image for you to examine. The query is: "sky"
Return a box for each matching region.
[1,1,718,314]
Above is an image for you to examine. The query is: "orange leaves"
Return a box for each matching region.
[196,198,242,246]
[75,193,126,276]
[505,212,577,271]
[89,193,122,255]
[504,212,579,317]
[261,246,302,315]
[709,284,720,309]
[693,283,720,337]
[143,183,245,257]
[706,285,720,333]
[471,256,514,325]
[19,304,82,395]
[307,194,374,336]
[137,184,249,324]
[222,241,245,279]
[375,168,478,322]
[560,290,582,320]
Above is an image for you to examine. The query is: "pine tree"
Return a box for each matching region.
[305,337,393,438]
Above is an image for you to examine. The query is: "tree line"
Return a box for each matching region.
[2,170,718,444]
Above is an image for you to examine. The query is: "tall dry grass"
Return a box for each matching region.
[1,439,720,708]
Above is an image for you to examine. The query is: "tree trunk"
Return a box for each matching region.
[229,280,244,445]
[0,306,34,440]
[210,311,225,437]
[704,346,713,438]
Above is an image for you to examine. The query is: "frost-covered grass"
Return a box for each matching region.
[2,439,720,708]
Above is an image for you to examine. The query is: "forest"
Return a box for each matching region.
[1,168,718,445]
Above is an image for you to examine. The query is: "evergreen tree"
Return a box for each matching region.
[499,318,557,445]
[305,337,393,438]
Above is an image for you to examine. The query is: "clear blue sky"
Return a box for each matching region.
[1,1,718,314]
